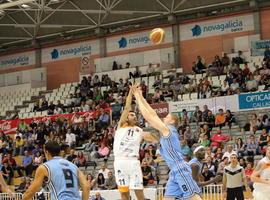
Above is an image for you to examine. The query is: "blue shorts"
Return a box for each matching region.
[164,165,201,199]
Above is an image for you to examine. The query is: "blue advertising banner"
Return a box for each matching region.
[251,39,270,56]
[239,91,270,109]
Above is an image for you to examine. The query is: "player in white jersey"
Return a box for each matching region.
[114,86,159,200]
[251,145,270,200]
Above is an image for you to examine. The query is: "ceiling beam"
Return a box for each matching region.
[173,0,187,11]
[0,0,36,9]
[0,37,32,40]
[6,15,33,37]
[155,0,170,12]
[40,0,67,24]
[69,0,97,25]
[174,0,248,13]
[3,8,166,14]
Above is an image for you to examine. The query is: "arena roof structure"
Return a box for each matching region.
[0,0,269,50]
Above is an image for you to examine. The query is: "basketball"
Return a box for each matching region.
[149,28,165,44]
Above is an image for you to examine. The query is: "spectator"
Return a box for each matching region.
[142,151,155,167]
[234,138,246,157]
[153,87,163,103]
[245,135,259,156]
[217,156,229,174]
[105,171,117,190]
[65,128,76,148]
[141,160,154,186]
[96,109,110,131]
[98,164,110,179]
[47,101,55,115]
[16,177,27,193]
[220,81,229,95]
[230,79,240,93]
[244,162,254,190]
[146,63,155,76]
[125,62,130,68]
[91,192,105,200]
[202,105,210,121]
[96,173,106,190]
[199,134,210,147]
[193,56,206,73]
[66,149,77,163]
[204,156,216,175]
[211,130,230,150]
[13,136,24,156]
[221,53,231,68]
[249,114,259,134]
[1,161,13,185]
[129,66,141,79]
[87,174,96,190]
[260,64,270,76]
[2,153,23,176]
[215,109,226,129]
[246,74,258,92]
[258,128,270,153]
[75,152,86,167]
[192,106,202,123]
[204,110,215,129]
[32,151,45,170]
[112,61,118,70]
[225,110,236,128]
[242,63,251,77]
[202,165,215,182]
[81,101,90,112]
[20,151,33,176]
[232,50,245,65]
[93,75,100,87]
[222,145,237,161]
[91,143,110,160]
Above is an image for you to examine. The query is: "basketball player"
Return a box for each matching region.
[114,87,159,200]
[22,141,89,200]
[251,145,270,200]
[131,84,201,200]
[189,146,222,187]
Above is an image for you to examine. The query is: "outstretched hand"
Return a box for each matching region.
[130,83,142,96]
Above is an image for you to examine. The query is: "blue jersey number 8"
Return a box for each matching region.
[62,169,74,188]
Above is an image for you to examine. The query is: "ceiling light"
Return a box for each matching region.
[6,0,13,2]
[21,4,30,8]
[50,0,60,3]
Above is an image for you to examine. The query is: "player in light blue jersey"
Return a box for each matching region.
[22,141,89,200]
[189,146,221,188]
[132,84,201,200]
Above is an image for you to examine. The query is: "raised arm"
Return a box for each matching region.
[132,85,169,136]
[118,88,133,128]
[78,168,90,200]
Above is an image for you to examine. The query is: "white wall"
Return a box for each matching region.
[94,47,174,73]
[0,68,46,88]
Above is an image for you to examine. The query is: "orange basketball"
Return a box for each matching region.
[150,28,165,44]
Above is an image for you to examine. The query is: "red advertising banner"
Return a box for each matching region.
[0,109,110,134]
[150,102,169,118]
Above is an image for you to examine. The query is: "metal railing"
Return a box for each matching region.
[0,192,50,200]
[202,184,223,200]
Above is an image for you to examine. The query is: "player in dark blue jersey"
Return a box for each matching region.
[22,141,89,200]
[132,84,201,200]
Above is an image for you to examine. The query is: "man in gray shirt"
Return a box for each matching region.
[223,154,250,200]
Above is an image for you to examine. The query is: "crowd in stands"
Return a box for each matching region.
[0,50,270,196]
